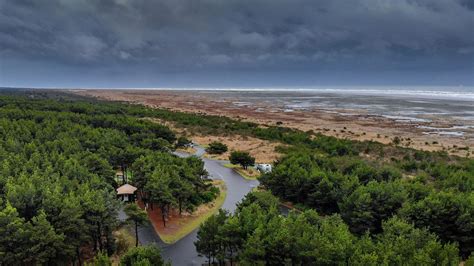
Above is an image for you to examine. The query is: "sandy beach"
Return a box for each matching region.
[71,89,474,158]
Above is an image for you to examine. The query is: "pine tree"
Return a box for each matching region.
[124,204,148,247]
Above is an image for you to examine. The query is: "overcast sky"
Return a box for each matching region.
[1,0,474,88]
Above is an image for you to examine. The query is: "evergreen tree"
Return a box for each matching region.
[120,245,166,266]
[206,142,228,155]
[400,191,474,258]
[146,172,176,227]
[28,211,65,265]
[0,203,30,264]
[176,136,191,148]
[195,209,228,265]
[86,251,112,266]
[229,151,255,169]
[124,204,148,247]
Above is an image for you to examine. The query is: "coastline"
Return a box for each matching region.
[71,89,473,157]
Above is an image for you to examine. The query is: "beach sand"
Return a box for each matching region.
[71,89,473,158]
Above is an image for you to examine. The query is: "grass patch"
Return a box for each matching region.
[111,225,136,264]
[223,163,260,180]
[203,153,221,160]
[176,146,197,155]
[156,180,227,244]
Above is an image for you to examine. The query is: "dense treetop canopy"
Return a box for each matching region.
[0,91,215,264]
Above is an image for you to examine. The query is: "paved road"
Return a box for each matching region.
[129,146,259,265]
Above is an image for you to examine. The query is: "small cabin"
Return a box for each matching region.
[116,184,137,202]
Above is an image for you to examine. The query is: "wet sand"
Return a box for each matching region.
[71,89,474,157]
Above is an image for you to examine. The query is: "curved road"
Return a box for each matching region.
[133,146,259,265]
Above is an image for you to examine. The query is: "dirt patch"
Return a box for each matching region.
[194,135,282,163]
[143,117,282,163]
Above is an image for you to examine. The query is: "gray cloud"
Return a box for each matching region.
[1,0,473,87]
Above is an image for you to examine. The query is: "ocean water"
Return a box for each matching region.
[153,86,474,101]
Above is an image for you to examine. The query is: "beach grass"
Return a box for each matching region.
[111,225,136,264]
[156,180,227,244]
[223,163,260,180]
[176,146,197,155]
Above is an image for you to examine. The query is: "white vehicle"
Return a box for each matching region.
[256,163,272,173]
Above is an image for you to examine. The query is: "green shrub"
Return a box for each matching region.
[206,141,228,154]
[229,151,255,169]
[120,245,165,266]
[175,136,191,148]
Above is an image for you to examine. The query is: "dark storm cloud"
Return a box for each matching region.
[1,0,474,86]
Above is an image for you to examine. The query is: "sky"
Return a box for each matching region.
[1,0,474,88]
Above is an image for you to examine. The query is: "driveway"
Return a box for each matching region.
[128,145,259,265]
